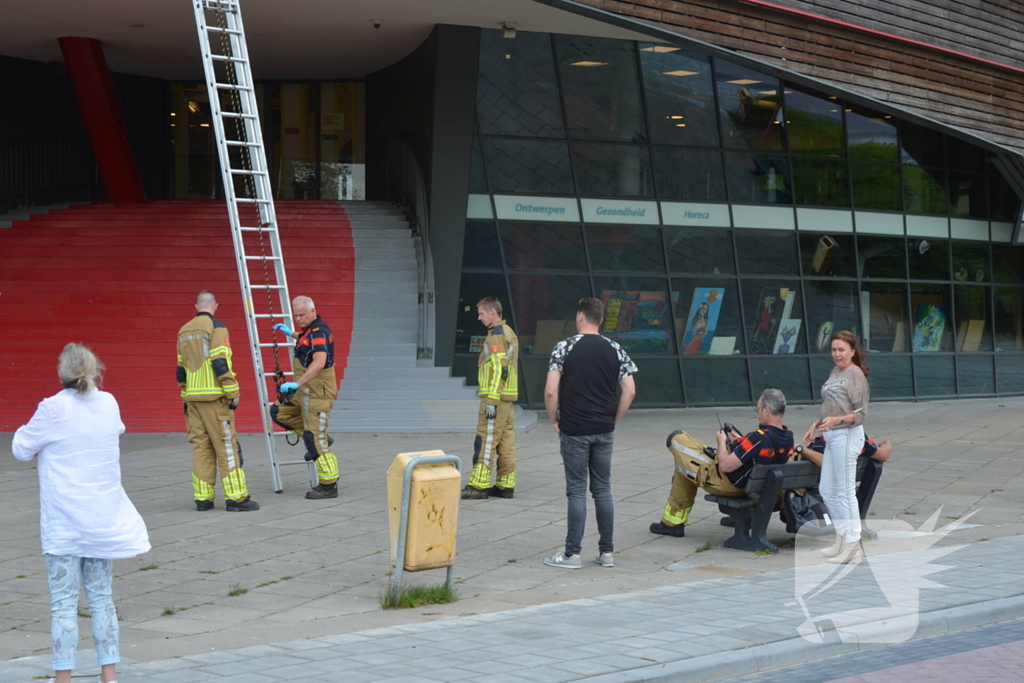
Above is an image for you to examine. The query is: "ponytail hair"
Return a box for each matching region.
[831,330,869,377]
[57,343,104,394]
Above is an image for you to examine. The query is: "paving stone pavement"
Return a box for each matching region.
[3,397,1024,681]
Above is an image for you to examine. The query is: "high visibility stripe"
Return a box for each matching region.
[221,420,236,471]
[223,467,248,500]
[317,452,339,482]
[481,413,496,469]
[468,462,490,489]
[192,473,215,500]
[661,503,691,526]
[496,471,516,488]
[318,412,329,454]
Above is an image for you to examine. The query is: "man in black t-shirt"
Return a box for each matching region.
[542,297,637,569]
[650,389,794,538]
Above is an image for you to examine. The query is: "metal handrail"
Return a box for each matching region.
[384,133,435,361]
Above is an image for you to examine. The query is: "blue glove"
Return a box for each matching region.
[273,323,294,337]
[279,382,299,393]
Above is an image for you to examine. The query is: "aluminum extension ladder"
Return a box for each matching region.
[191,0,317,493]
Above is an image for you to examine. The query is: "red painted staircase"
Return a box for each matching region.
[0,200,353,432]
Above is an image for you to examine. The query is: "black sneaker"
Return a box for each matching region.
[226,497,260,512]
[489,486,514,499]
[461,485,489,500]
[305,483,338,500]
[649,521,685,537]
[195,500,214,512]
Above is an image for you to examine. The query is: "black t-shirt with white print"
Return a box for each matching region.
[549,334,638,437]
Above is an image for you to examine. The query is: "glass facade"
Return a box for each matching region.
[456,29,1024,407]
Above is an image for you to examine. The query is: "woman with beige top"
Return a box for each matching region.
[803,330,870,565]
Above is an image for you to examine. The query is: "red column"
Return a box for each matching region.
[58,37,146,203]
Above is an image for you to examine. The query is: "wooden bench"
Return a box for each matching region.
[705,458,883,553]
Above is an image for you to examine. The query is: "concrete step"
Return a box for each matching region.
[347,216,407,225]
[335,388,479,400]
[333,399,480,411]
[354,247,417,259]
[352,238,413,249]
[343,356,418,368]
[348,342,417,356]
[355,259,417,272]
[352,292,418,306]
[329,409,539,434]
[339,378,469,392]
[352,304,418,317]
[341,366,455,380]
[350,329,416,343]
[355,271,417,282]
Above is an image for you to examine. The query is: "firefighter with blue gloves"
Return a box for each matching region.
[269,296,340,500]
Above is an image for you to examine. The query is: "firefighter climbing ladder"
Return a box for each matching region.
[191,0,317,493]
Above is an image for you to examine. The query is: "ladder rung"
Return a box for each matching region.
[239,226,278,232]
[215,83,254,92]
[249,284,286,289]
[244,255,282,260]
[258,342,283,347]
[263,371,294,377]
[229,169,269,175]
[254,313,287,318]
[206,26,243,35]
[277,460,314,467]
[236,198,272,203]
[221,112,258,119]
[225,140,260,147]
[210,54,246,63]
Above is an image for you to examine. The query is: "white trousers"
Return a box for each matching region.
[820,425,864,543]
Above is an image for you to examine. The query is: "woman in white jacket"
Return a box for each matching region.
[12,343,150,683]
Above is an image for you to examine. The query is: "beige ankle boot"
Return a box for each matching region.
[828,540,864,565]
[821,535,845,558]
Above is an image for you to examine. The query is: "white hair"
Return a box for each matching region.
[196,290,217,310]
[58,343,103,394]
[293,295,315,311]
[760,388,787,416]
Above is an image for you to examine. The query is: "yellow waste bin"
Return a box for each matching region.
[387,450,461,572]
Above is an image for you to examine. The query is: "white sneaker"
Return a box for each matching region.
[543,548,582,569]
[595,552,614,567]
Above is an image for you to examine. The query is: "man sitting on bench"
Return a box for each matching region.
[650,388,794,538]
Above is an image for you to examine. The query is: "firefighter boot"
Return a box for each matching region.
[195,500,214,512]
[461,485,489,500]
[488,486,514,499]
[306,483,338,500]
[649,521,686,537]
[225,496,260,512]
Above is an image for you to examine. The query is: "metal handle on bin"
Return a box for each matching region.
[394,454,462,590]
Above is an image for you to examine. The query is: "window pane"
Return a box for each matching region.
[994,246,1024,284]
[452,355,479,390]
[673,279,742,355]
[640,45,718,146]
[847,106,898,163]
[725,153,792,204]
[469,137,487,192]
[860,282,910,353]
[793,158,850,207]
[507,274,591,356]
[482,138,575,195]
[958,355,994,394]
[914,355,955,395]
[994,287,1024,352]
[996,355,1024,393]
[743,282,806,355]
[785,87,844,156]
[666,227,735,274]
[903,167,948,215]
[455,273,511,353]
[948,173,987,218]
[683,358,751,404]
[634,359,684,405]
[715,60,785,151]
[908,238,949,280]
[555,36,646,142]
[952,242,989,283]
[865,356,914,399]
[750,357,812,401]
[571,143,654,197]
[500,223,586,270]
[910,284,954,352]
[652,147,727,201]
[519,356,549,406]
[900,122,945,167]
[736,230,798,275]
[953,285,993,351]
[800,233,856,277]
[857,236,907,279]
[946,136,985,172]
[810,356,834,393]
[594,277,676,354]
[477,30,564,137]
[851,162,901,211]
[587,226,665,272]
[990,166,1020,222]
[463,222,502,269]
[805,280,860,354]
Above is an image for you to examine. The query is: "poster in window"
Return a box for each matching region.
[750,287,792,354]
[681,287,726,354]
[912,304,946,352]
[600,290,676,353]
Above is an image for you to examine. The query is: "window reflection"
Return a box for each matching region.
[862,356,914,399]
[683,358,751,403]
[639,45,719,146]
[785,87,844,156]
[903,167,948,214]
[908,238,949,280]
[900,122,945,167]
[997,356,1024,393]
[989,167,1021,222]
[672,278,742,355]
[948,172,987,218]
[633,359,685,404]
[455,273,511,352]
[851,162,901,211]
[587,226,665,272]
[507,274,591,355]
[500,223,586,270]
[958,355,995,394]
[477,30,565,138]
[860,282,909,353]
[715,61,785,151]
[994,289,1024,352]
[652,147,727,201]
[914,355,956,395]
[469,138,487,192]
[555,36,647,142]
[946,136,985,172]
[952,242,989,283]
[750,357,812,400]
[665,227,735,274]
[725,153,791,204]
[805,280,860,353]
[793,157,849,207]
[462,222,502,269]
[994,246,1024,284]
[736,230,798,275]
[910,284,954,352]
[858,235,906,279]
[571,142,655,197]
[593,276,676,354]
[846,105,898,162]
[742,281,805,354]
[800,233,855,277]
[953,285,993,351]
[482,138,575,194]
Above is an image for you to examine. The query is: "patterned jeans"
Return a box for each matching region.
[44,555,119,671]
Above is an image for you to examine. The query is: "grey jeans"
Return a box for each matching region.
[559,431,615,556]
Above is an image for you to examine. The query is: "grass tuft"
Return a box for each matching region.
[162,607,177,616]
[140,564,158,571]
[227,583,248,597]
[379,582,458,610]
[754,549,775,557]
[694,539,715,553]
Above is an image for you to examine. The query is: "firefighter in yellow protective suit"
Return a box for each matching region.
[177,291,259,512]
[270,296,340,500]
[462,297,519,500]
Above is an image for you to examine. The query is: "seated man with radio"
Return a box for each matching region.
[650,388,794,538]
